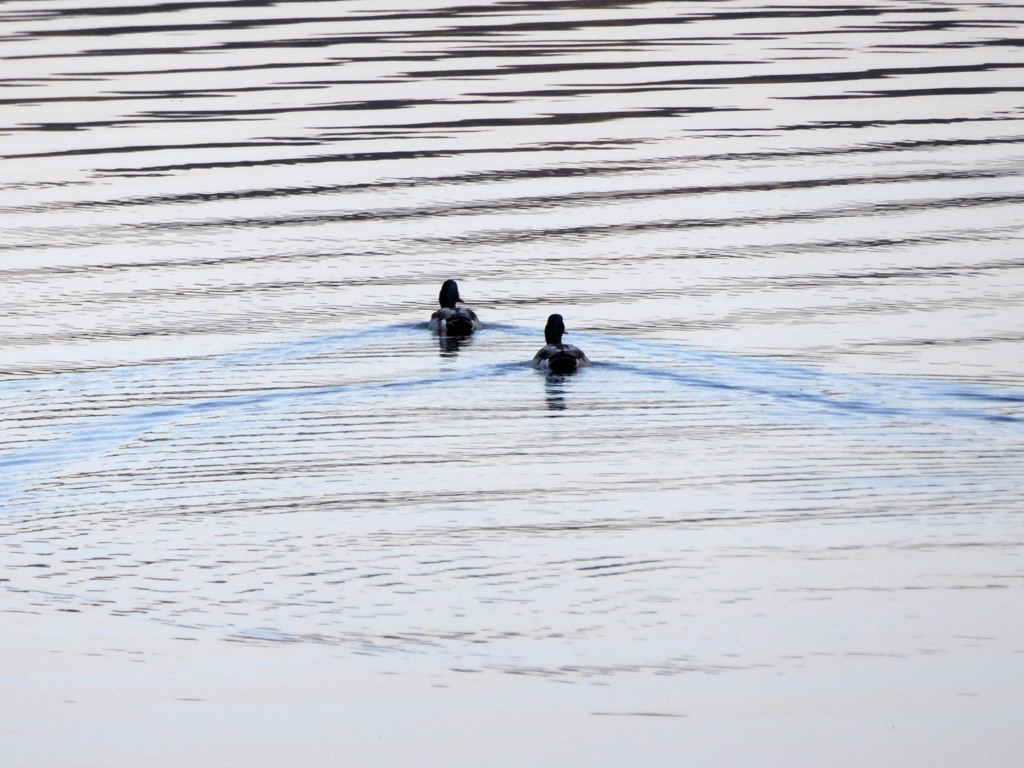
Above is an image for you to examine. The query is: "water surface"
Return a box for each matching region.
[2,1,1024,765]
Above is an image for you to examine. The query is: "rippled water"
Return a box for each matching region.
[3,1,1024,764]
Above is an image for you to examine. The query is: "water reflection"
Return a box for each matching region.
[437,334,470,357]
[544,374,568,412]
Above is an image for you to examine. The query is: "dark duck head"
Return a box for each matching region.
[544,313,567,346]
[438,279,463,309]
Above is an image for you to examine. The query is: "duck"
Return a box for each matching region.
[531,313,591,374]
[429,279,482,337]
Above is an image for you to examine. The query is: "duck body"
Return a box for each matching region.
[532,343,590,374]
[429,279,481,336]
[430,306,481,336]
[531,314,590,373]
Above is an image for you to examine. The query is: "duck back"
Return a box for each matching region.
[430,306,481,336]
[445,311,476,336]
[546,351,580,374]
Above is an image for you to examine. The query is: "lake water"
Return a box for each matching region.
[2,1,1024,765]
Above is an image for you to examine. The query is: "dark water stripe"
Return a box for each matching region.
[0,160,656,215]
[2,139,614,163]
[1,5,954,47]
[424,59,1024,83]
[403,58,755,80]
[883,36,1024,51]
[7,0,658,30]
[0,83,332,108]
[790,86,1024,100]
[770,114,1023,132]
[0,0,294,23]
[407,192,1024,248]
[2,97,481,132]
[69,134,1024,174]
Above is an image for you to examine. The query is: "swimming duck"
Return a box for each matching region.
[429,279,482,337]
[531,313,591,374]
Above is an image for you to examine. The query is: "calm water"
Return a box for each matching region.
[3,1,1024,765]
